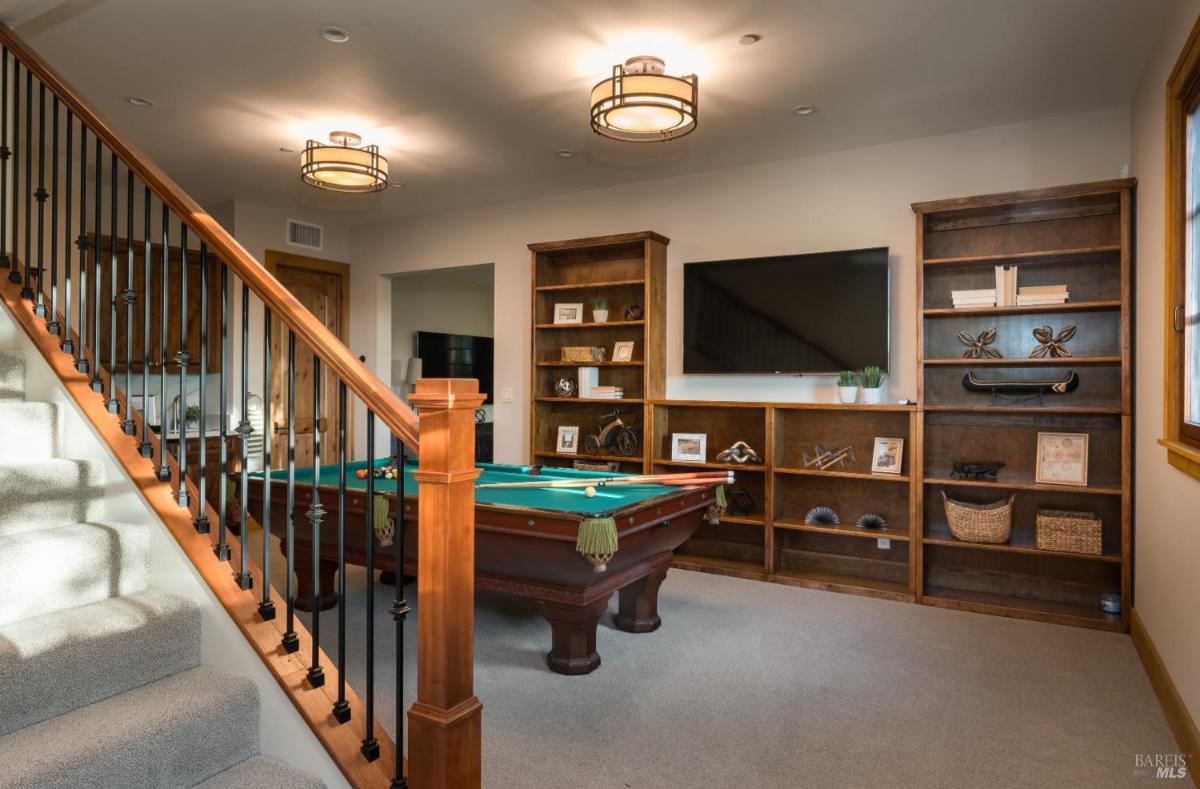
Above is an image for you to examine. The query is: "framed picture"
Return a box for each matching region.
[671,433,707,463]
[871,437,904,474]
[1036,432,1089,486]
[556,425,580,454]
[612,341,635,362]
[553,303,584,325]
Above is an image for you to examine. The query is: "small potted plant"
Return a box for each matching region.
[836,370,858,404]
[184,404,202,429]
[592,297,609,323]
[859,366,885,404]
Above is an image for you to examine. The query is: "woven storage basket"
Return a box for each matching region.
[1036,510,1101,555]
[942,491,1014,544]
[560,346,606,363]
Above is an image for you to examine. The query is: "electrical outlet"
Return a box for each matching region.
[877,538,891,550]
[499,387,514,403]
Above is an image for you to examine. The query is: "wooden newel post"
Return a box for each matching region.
[407,378,485,789]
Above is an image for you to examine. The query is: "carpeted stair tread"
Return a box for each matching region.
[0,520,149,626]
[0,351,23,400]
[193,755,327,789]
[0,401,59,460]
[0,666,260,789]
[0,589,200,736]
[0,458,103,534]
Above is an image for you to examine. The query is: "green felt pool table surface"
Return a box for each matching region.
[257,460,685,516]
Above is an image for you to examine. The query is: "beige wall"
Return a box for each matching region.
[349,106,1130,462]
[1130,0,1200,730]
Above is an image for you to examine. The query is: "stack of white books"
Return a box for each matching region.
[586,386,625,399]
[994,265,1018,306]
[950,288,997,309]
[1016,284,1069,306]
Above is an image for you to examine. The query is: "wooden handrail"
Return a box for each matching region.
[0,25,419,450]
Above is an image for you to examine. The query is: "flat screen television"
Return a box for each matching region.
[683,247,890,374]
[415,331,495,404]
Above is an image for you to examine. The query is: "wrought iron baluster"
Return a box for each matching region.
[88,133,101,393]
[282,329,299,654]
[391,437,410,788]
[60,109,73,355]
[235,282,252,587]
[1,48,10,274]
[33,82,46,319]
[47,97,59,336]
[176,225,189,506]
[137,186,152,457]
[20,66,32,301]
[105,151,118,413]
[215,261,231,559]
[307,354,325,688]
[194,243,210,532]
[6,56,18,286]
[155,202,169,482]
[258,306,275,620]
[74,123,88,371]
[121,167,135,434]
[333,380,350,723]
[362,409,379,762]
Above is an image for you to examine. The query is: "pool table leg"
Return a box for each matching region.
[541,597,609,675]
[614,562,668,633]
[293,550,339,612]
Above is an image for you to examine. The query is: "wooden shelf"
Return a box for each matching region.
[774,518,910,542]
[536,361,644,367]
[925,473,1122,496]
[922,404,1123,415]
[922,244,1121,267]
[922,299,1121,317]
[534,397,644,404]
[922,356,1121,367]
[533,450,644,464]
[924,523,1120,562]
[923,587,1123,631]
[775,466,909,483]
[652,459,767,472]
[534,278,644,292]
[772,568,911,602]
[534,320,645,330]
[673,554,766,581]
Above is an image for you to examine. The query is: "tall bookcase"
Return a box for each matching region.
[528,232,667,473]
[912,179,1134,632]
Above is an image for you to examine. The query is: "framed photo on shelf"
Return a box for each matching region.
[612,341,635,362]
[870,437,904,474]
[556,425,580,454]
[670,433,707,463]
[1035,432,1089,487]
[553,303,584,325]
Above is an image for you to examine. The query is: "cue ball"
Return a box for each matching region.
[584,486,596,498]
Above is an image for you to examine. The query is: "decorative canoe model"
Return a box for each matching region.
[961,370,1079,394]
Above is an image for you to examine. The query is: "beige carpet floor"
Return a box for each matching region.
[247,532,1179,788]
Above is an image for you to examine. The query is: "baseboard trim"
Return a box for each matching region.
[1131,607,1200,787]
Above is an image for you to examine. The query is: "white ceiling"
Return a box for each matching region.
[5,0,1171,224]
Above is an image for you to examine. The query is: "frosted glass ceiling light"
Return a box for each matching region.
[590,55,698,142]
[300,131,389,193]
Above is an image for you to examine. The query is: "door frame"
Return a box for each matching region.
[264,248,353,460]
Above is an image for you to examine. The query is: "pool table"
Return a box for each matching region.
[241,460,721,674]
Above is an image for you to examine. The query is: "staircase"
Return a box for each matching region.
[0,349,325,788]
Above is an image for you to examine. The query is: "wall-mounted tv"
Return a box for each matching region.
[416,330,495,404]
[683,247,890,374]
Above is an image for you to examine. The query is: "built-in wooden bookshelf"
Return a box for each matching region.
[528,232,667,473]
[912,179,1134,633]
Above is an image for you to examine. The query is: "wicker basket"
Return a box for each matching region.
[1036,510,1101,555]
[942,492,1014,544]
[560,346,606,363]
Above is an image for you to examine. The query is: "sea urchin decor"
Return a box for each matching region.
[856,513,888,530]
[804,506,840,525]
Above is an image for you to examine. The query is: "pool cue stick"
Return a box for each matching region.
[477,471,733,490]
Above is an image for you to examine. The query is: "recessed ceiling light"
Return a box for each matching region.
[556,149,575,158]
[738,34,762,46]
[792,105,816,116]
[319,25,350,43]
[126,96,153,107]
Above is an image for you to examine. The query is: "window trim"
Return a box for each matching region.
[1164,14,1200,479]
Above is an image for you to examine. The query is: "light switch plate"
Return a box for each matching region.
[877,538,891,550]
[499,387,514,402]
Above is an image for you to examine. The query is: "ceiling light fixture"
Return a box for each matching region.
[792,105,816,116]
[319,25,350,43]
[590,55,698,143]
[126,96,153,107]
[300,131,389,193]
[738,34,762,45]
[556,149,576,158]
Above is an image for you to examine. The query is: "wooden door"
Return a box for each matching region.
[269,257,347,469]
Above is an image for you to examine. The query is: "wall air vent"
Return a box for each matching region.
[286,218,323,250]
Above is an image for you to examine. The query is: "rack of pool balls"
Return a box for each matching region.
[355,463,400,480]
